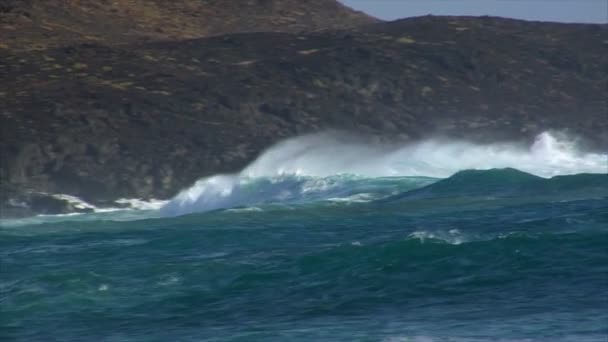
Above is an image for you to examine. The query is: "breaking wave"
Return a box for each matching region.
[161,132,607,216]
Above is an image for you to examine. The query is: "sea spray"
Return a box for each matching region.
[243,131,606,178]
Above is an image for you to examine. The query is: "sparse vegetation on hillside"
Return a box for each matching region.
[0,0,377,51]
[1,1,606,216]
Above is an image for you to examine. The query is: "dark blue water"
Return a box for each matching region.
[2,169,607,341]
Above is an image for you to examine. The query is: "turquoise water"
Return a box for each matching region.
[2,169,607,341]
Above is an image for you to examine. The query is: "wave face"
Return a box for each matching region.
[161,132,607,216]
[386,168,608,201]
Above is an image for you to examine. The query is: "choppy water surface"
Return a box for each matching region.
[2,133,607,341]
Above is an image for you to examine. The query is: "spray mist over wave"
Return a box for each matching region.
[242,131,605,178]
[161,131,607,216]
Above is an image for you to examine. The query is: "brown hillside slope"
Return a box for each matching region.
[0,0,378,50]
[2,15,606,217]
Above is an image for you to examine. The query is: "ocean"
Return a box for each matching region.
[2,132,607,341]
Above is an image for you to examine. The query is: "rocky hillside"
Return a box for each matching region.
[1,2,607,217]
[0,0,377,50]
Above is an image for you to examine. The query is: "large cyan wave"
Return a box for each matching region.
[161,132,607,216]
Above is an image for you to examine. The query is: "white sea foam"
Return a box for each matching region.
[327,193,377,203]
[46,195,167,213]
[224,206,264,213]
[161,131,607,216]
[51,194,97,211]
[114,198,168,211]
[0,197,166,228]
[408,229,467,245]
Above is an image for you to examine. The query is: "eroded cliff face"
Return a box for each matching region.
[1,4,607,216]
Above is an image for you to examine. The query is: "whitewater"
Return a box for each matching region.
[161,131,607,216]
[2,131,607,341]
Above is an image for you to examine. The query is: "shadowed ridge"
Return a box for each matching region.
[0,0,378,51]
